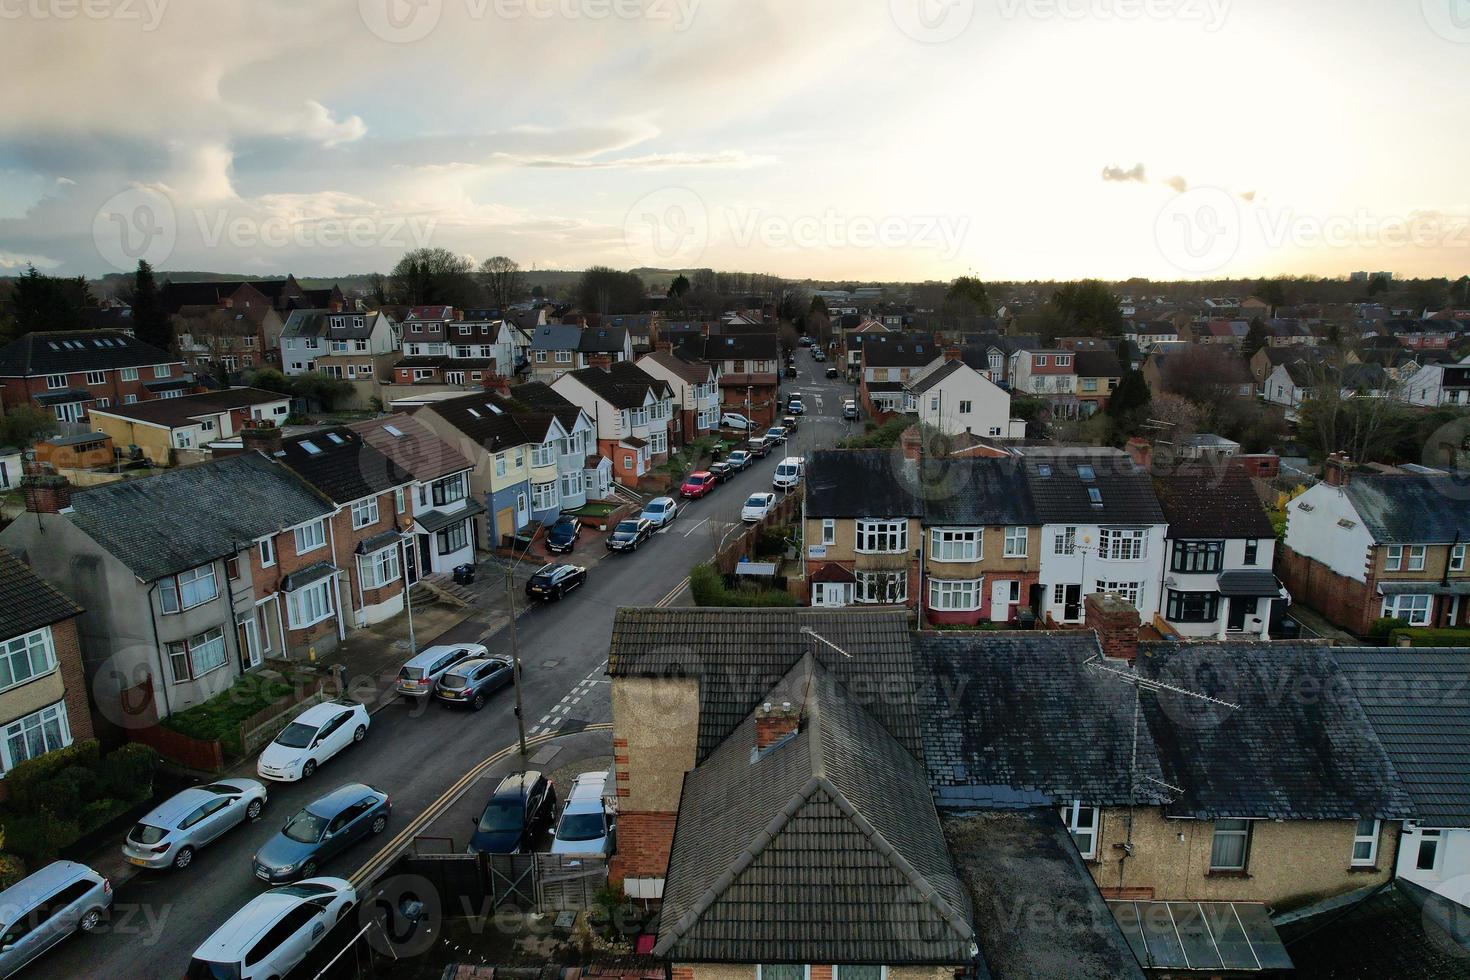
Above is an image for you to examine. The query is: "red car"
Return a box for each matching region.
[681,471,716,498]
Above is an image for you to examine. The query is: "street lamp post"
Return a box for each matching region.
[504,561,528,758]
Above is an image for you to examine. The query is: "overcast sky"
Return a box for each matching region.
[2,0,1467,282]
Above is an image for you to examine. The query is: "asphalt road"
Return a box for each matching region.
[30,349,857,980]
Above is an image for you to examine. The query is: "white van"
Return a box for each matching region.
[773,457,804,491]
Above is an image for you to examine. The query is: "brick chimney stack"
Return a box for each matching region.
[944,345,963,362]
[755,700,800,750]
[1324,452,1351,487]
[241,421,283,456]
[1124,437,1153,472]
[900,425,923,462]
[1085,592,1142,662]
[481,373,512,396]
[22,472,73,515]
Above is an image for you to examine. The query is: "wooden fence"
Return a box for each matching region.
[119,678,226,772]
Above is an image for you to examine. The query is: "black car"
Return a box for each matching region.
[708,461,734,483]
[468,771,557,855]
[434,656,514,710]
[545,516,581,553]
[825,366,840,378]
[784,365,797,378]
[607,518,654,552]
[525,562,588,600]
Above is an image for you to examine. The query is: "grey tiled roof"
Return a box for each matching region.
[917,632,1169,808]
[945,810,1144,980]
[527,324,583,350]
[1019,449,1165,525]
[1276,880,1470,978]
[565,363,667,410]
[922,457,1037,526]
[657,655,974,965]
[280,309,330,339]
[278,426,413,505]
[0,331,178,376]
[1344,474,1470,544]
[1153,468,1275,539]
[608,607,923,762]
[905,358,963,393]
[804,449,924,518]
[1137,641,1414,820]
[66,453,333,582]
[0,548,82,640]
[1330,646,1470,827]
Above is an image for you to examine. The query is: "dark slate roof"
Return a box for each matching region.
[1277,880,1470,979]
[863,338,940,367]
[349,413,472,483]
[0,331,178,377]
[699,333,780,361]
[805,449,924,518]
[906,358,963,393]
[0,548,82,640]
[416,393,533,452]
[1330,646,1470,827]
[945,810,1144,980]
[1153,468,1275,539]
[280,309,330,339]
[656,656,974,965]
[1137,642,1414,820]
[1019,449,1165,525]
[278,426,413,505]
[89,387,286,429]
[918,632,1169,808]
[1344,474,1470,544]
[922,457,1036,526]
[503,382,585,431]
[528,324,583,350]
[563,362,669,410]
[65,453,333,582]
[1072,350,1123,378]
[639,349,712,385]
[159,279,243,313]
[608,607,923,762]
[577,326,628,353]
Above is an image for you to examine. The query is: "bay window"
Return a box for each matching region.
[1382,593,1431,626]
[930,528,980,562]
[437,521,469,555]
[1,702,71,775]
[928,578,981,611]
[532,481,559,511]
[160,564,219,614]
[855,519,908,554]
[532,443,557,467]
[855,570,907,605]
[359,547,400,590]
[287,579,334,629]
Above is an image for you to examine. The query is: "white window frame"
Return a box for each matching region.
[287,578,334,630]
[1,701,71,776]
[930,528,980,562]
[532,443,557,467]
[855,569,907,605]
[153,364,171,378]
[120,367,139,382]
[757,967,811,980]
[1407,545,1427,571]
[294,519,327,555]
[1060,801,1099,859]
[1351,818,1380,867]
[259,538,276,567]
[351,497,380,530]
[1054,526,1076,555]
[1003,526,1028,558]
[928,577,982,611]
[1099,527,1147,561]
[358,546,400,590]
[1453,544,1466,572]
[1095,579,1142,608]
[855,519,908,554]
[1385,545,1403,571]
[0,628,56,694]
[85,370,106,385]
[1381,593,1432,626]
[531,481,559,511]
[821,519,836,546]
[1209,818,1251,871]
[1416,828,1443,871]
[45,374,67,390]
[159,564,220,614]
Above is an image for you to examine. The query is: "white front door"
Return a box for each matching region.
[814,583,852,607]
[237,616,263,669]
[991,579,1012,623]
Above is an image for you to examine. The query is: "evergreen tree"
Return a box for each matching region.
[131,260,172,350]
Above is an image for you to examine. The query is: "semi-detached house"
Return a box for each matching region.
[637,349,721,445]
[553,363,673,485]
[0,330,190,423]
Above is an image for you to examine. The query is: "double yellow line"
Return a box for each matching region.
[655,577,689,607]
[350,722,613,888]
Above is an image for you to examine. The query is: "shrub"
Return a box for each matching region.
[1369,616,1410,639]
[1387,627,1470,647]
[4,740,101,811]
[1,809,80,865]
[689,563,798,607]
[0,741,155,866]
[0,853,24,889]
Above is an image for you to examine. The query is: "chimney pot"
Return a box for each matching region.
[1124,437,1153,473]
[1324,452,1351,487]
[755,699,800,750]
[1085,592,1142,662]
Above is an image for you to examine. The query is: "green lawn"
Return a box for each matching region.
[162,671,317,755]
[567,501,619,518]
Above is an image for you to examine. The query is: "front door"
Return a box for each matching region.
[403,538,418,584]
[990,579,1012,623]
[1228,596,1256,632]
[237,616,263,670]
[1062,584,1082,622]
[418,533,432,577]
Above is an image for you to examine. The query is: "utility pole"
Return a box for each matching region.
[505,561,528,758]
[400,536,417,656]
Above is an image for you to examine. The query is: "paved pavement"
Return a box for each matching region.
[31,350,857,979]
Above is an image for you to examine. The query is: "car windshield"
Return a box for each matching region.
[746,496,766,507]
[557,811,606,842]
[645,502,666,514]
[440,672,469,690]
[551,521,575,537]
[272,882,335,898]
[187,960,242,980]
[274,722,317,749]
[687,475,706,485]
[130,822,167,845]
[614,521,639,534]
[282,808,329,843]
[477,801,523,833]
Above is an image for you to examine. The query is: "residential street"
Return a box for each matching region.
[31,351,855,980]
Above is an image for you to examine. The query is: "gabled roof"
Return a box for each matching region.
[528,324,584,350]
[863,337,940,367]
[656,655,974,964]
[805,449,924,518]
[922,457,1037,526]
[1153,467,1275,539]
[349,413,472,484]
[64,453,333,582]
[405,306,453,321]
[280,309,330,339]
[89,387,286,429]
[1137,641,1414,820]
[562,362,668,410]
[1072,350,1123,378]
[1342,474,1470,544]
[918,632,1169,808]
[638,349,713,385]
[906,357,964,393]
[0,548,82,641]
[577,326,628,353]
[278,426,413,505]
[503,381,586,431]
[609,607,923,762]
[1330,646,1470,827]
[1019,449,1165,525]
[0,331,178,377]
[699,332,779,361]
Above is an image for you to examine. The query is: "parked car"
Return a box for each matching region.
[781,416,799,433]
[742,492,778,522]
[680,471,716,498]
[747,435,772,458]
[787,396,805,415]
[0,862,111,977]
[252,784,390,883]
[640,496,679,527]
[550,771,615,856]
[708,461,734,483]
[396,644,485,699]
[773,457,804,491]
[187,878,356,980]
[545,516,581,554]
[798,336,813,346]
[812,349,826,361]
[784,365,797,378]
[843,400,859,420]
[525,563,587,600]
[725,450,753,472]
[122,779,268,871]
[720,412,754,431]
[607,518,654,552]
[469,771,557,855]
[256,700,369,783]
[435,657,514,710]
[765,426,788,444]
[825,366,840,378]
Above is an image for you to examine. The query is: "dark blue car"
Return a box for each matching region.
[252,782,390,882]
[545,517,581,553]
[468,771,557,854]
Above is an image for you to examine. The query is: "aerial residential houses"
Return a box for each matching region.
[636,349,721,446]
[0,330,190,423]
[88,387,291,463]
[901,358,1024,438]
[552,363,674,485]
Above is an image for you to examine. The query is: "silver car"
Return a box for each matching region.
[0,861,111,978]
[122,778,268,871]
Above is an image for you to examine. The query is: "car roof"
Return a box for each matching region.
[404,643,484,667]
[292,700,359,727]
[535,563,571,575]
[304,782,378,817]
[448,656,510,674]
[687,471,711,478]
[779,456,801,466]
[0,861,98,912]
[567,771,608,801]
[646,496,674,506]
[141,783,240,825]
[492,770,545,801]
[194,882,344,957]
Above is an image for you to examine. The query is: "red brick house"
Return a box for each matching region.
[674,333,781,425]
[0,330,191,423]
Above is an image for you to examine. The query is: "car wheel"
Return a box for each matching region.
[472,693,486,711]
[557,585,567,600]
[79,908,104,933]
[371,814,388,834]
[300,860,318,880]
[246,798,263,821]
[353,724,367,743]
[302,759,317,778]
[172,845,195,871]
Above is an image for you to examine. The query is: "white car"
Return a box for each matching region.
[742,492,777,522]
[640,496,679,528]
[773,457,804,491]
[188,878,356,980]
[550,771,615,856]
[720,412,754,430]
[257,700,370,783]
[122,778,268,870]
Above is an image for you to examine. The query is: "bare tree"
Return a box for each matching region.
[480,256,524,310]
[1297,350,1405,464]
